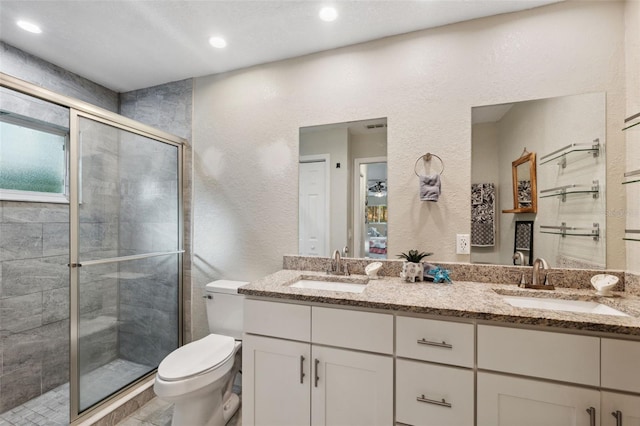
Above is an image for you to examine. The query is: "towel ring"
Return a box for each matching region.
[414,153,444,177]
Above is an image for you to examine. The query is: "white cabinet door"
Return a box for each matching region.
[601,392,640,426]
[311,346,393,426]
[477,372,601,426]
[243,335,311,426]
[602,339,640,394]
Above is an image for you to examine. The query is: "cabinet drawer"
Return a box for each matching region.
[396,359,473,426]
[477,325,600,386]
[396,316,474,367]
[312,306,393,354]
[244,299,311,341]
[602,338,640,393]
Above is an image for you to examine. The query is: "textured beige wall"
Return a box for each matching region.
[190,1,627,337]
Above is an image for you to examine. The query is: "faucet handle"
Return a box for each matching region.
[343,263,350,276]
[519,273,527,287]
[544,271,562,287]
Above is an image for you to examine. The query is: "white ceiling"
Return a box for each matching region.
[0,0,561,93]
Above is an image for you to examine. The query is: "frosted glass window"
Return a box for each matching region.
[0,118,68,194]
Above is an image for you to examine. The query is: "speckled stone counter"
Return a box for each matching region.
[239,269,640,337]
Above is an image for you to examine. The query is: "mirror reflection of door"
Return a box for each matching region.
[355,160,387,258]
[299,118,387,257]
[299,156,329,256]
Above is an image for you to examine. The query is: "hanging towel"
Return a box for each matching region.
[419,174,441,201]
[470,183,496,246]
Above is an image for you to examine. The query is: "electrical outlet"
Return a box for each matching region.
[456,234,470,254]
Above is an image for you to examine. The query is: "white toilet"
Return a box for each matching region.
[154,280,247,426]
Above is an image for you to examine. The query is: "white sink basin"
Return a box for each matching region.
[503,296,629,317]
[290,279,367,294]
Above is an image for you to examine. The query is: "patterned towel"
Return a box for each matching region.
[471,183,495,246]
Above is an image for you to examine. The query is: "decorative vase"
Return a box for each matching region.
[400,261,423,282]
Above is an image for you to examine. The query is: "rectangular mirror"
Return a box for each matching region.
[502,150,537,213]
[471,93,606,269]
[299,118,387,258]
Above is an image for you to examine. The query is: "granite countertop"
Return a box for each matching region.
[239,269,640,337]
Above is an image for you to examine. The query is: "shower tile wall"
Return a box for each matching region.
[116,133,180,366]
[119,79,193,343]
[0,41,120,413]
[77,118,121,375]
[0,202,70,412]
[1,42,192,412]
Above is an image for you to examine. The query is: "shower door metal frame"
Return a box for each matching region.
[1,73,186,424]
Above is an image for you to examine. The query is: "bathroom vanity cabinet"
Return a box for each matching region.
[242,296,640,426]
[242,299,393,426]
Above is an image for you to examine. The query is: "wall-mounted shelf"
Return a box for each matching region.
[540,180,599,202]
[539,139,600,168]
[624,229,640,242]
[540,222,600,241]
[623,169,640,185]
[623,111,640,131]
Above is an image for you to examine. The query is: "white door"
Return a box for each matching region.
[601,392,640,426]
[311,346,393,426]
[477,372,601,426]
[299,160,327,256]
[243,335,311,426]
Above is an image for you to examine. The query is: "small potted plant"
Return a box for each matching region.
[397,250,433,282]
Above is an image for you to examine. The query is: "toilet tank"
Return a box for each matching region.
[205,280,248,340]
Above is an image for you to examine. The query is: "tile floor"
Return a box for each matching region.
[116,394,242,426]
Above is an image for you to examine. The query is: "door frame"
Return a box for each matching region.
[353,156,387,258]
[299,154,330,257]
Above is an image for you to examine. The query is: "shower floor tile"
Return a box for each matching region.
[0,382,69,425]
[0,358,153,426]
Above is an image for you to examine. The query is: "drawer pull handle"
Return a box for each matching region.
[300,356,305,384]
[612,410,622,426]
[417,395,452,408]
[586,407,596,426]
[417,338,453,349]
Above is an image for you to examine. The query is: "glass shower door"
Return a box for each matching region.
[69,113,182,415]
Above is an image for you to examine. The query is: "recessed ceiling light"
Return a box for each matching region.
[17,20,42,34]
[319,7,338,22]
[209,36,227,49]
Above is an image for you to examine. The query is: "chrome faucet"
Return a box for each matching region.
[328,250,344,275]
[512,251,525,266]
[531,258,549,286]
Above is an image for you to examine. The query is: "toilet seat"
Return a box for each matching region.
[158,334,235,382]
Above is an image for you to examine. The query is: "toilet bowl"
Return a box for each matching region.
[154,280,247,426]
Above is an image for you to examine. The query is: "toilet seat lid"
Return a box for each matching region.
[158,334,235,381]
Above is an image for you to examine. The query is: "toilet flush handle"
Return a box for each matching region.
[202,294,213,299]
